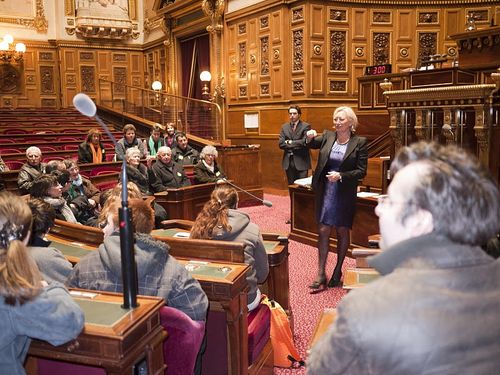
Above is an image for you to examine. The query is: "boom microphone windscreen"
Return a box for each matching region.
[73,93,97,117]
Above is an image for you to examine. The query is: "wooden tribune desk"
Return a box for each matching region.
[27,291,166,375]
[153,183,217,221]
[289,184,379,251]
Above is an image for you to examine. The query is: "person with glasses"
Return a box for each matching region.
[305,106,368,292]
[308,142,500,374]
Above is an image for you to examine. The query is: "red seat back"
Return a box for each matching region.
[160,306,206,375]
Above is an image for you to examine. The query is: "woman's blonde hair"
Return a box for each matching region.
[334,106,358,132]
[0,192,42,305]
[190,185,238,239]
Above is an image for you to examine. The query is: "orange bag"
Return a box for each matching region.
[261,296,304,368]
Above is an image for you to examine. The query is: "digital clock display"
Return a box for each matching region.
[365,64,392,76]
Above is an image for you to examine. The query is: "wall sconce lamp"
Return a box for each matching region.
[200,70,212,100]
[152,80,162,102]
[0,35,26,63]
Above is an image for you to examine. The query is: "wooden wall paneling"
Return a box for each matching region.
[352,64,365,96]
[351,8,366,40]
[310,4,325,96]
[396,10,413,41]
[444,8,462,40]
[226,110,245,136]
[310,4,325,39]
[371,9,393,27]
[359,81,373,109]
[271,10,282,44]
[311,62,325,95]
[260,109,286,135]
[61,49,78,107]
[248,18,259,99]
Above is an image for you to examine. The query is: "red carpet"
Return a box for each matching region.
[240,194,355,374]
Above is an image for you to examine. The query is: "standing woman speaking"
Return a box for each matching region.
[306,107,368,291]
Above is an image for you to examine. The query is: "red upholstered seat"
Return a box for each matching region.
[4,160,23,170]
[38,146,57,152]
[160,306,206,375]
[4,129,29,134]
[0,148,22,155]
[247,303,271,364]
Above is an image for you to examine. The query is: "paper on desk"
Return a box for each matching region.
[357,192,380,198]
[173,231,190,238]
[294,176,312,187]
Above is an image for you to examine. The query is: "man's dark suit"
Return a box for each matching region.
[278,120,311,185]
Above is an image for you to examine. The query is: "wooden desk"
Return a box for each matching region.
[152,221,291,313]
[289,184,379,251]
[308,308,337,352]
[179,259,250,375]
[27,291,166,375]
[343,268,380,289]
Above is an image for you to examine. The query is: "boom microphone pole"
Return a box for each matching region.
[73,93,138,309]
[222,178,273,207]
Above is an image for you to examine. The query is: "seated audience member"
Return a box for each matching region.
[194,145,226,184]
[115,124,146,161]
[30,174,78,224]
[66,160,100,207]
[123,147,155,196]
[17,146,47,195]
[150,146,191,192]
[0,155,9,172]
[27,198,73,284]
[307,142,500,374]
[145,123,165,157]
[122,148,168,226]
[172,132,199,166]
[0,192,84,374]
[51,170,96,226]
[67,196,208,322]
[78,128,106,164]
[164,122,177,149]
[190,185,269,311]
[45,160,66,174]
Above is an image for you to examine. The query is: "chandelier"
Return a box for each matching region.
[0,35,26,63]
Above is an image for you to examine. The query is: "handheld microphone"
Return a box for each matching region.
[73,93,138,309]
[222,178,273,207]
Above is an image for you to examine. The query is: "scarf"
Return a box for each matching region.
[202,160,215,173]
[44,197,78,224]
[89,143,102,164]
[148,136,160,156]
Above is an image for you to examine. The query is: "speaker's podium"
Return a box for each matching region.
[26,290,166,375]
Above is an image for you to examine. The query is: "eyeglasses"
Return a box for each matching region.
[377,195,411,208]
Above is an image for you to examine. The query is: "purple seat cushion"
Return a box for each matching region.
[247,303,271,364]
[37,360,105,375]
[160,306,206,375]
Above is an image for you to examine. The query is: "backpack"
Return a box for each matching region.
[261,296,304,368]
